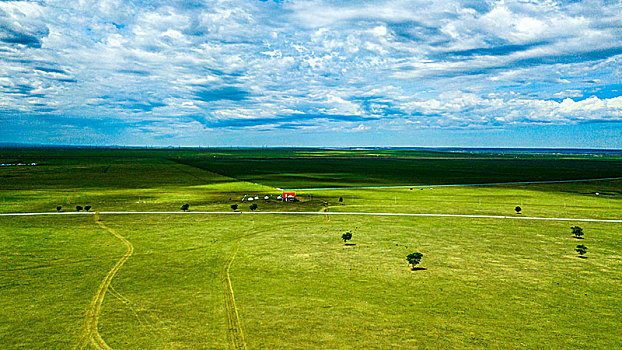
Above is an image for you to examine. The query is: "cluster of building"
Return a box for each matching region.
[241,192,297,202]
[0,162,38,167]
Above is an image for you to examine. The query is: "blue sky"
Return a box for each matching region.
[1,0,621,148]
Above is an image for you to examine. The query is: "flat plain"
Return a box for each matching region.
[1,148,621,349]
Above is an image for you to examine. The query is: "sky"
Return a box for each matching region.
[1,0,621,148]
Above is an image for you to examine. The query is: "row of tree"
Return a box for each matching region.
[56,205,92,212]
[572,226,588,258]
[231,204,257,211]
[514,209,589,258]
[180,203,260,211]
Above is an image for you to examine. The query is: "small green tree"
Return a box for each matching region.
[406,252,424,270]
[338,197,343,202]
[85,205,92,212]
[56,206,62,212]
[571,226,584,239]
[341,231,352,243]
[575,244,587,257]
[249,203,258,211]
[515,206,522,214]
[231,204,238,211]
[76,205,83,212]
[180,203,189,211]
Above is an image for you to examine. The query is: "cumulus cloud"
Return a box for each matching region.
[0,0,621,145]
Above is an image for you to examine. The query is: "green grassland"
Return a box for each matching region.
[174,156,622,189]
[1,148,621,349]
[1,147,621,217]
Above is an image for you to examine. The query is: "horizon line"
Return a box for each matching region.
[1,143,622,152]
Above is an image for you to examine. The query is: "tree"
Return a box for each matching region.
[341,231,352,243]
[249,203,258,211]
[406,252,424,270]
[571,226,584,239]
[231,204,238,211]
[339,197,343,202]
[56,206,62,212]
[575,244,587,257]
[514,206,522,214]
[85,205,92,212]
[76,205,83,212]
[181,203,189,211]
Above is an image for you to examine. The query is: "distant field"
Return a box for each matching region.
[4,147,622,190]
[1,148,621,349]
[175,156,622,189]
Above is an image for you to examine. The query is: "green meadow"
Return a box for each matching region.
[1,148,621,349]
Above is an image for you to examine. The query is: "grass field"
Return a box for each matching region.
[1,148,621,349]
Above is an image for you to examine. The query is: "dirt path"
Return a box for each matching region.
[75,216,134,350]
[222,240,247,350]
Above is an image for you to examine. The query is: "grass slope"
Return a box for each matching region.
[2,214,619,348]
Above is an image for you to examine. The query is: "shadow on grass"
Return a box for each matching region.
[578,256,588,259]
[344,243,356,246]
[411,267,427,271]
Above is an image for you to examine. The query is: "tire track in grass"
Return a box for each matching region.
[107,286,148,328]
[75,215,134,350]
[223,239,247,350]
[221,226,292,350]
[107,285,166,339]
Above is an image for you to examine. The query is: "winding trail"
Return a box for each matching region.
[222,240,247,350]
[74,216,134,350]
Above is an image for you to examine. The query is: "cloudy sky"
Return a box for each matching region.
[1,0,621,147]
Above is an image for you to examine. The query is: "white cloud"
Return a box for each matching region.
[1,0,621,144]
[554,90,583,98]
[370,25,387,36]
